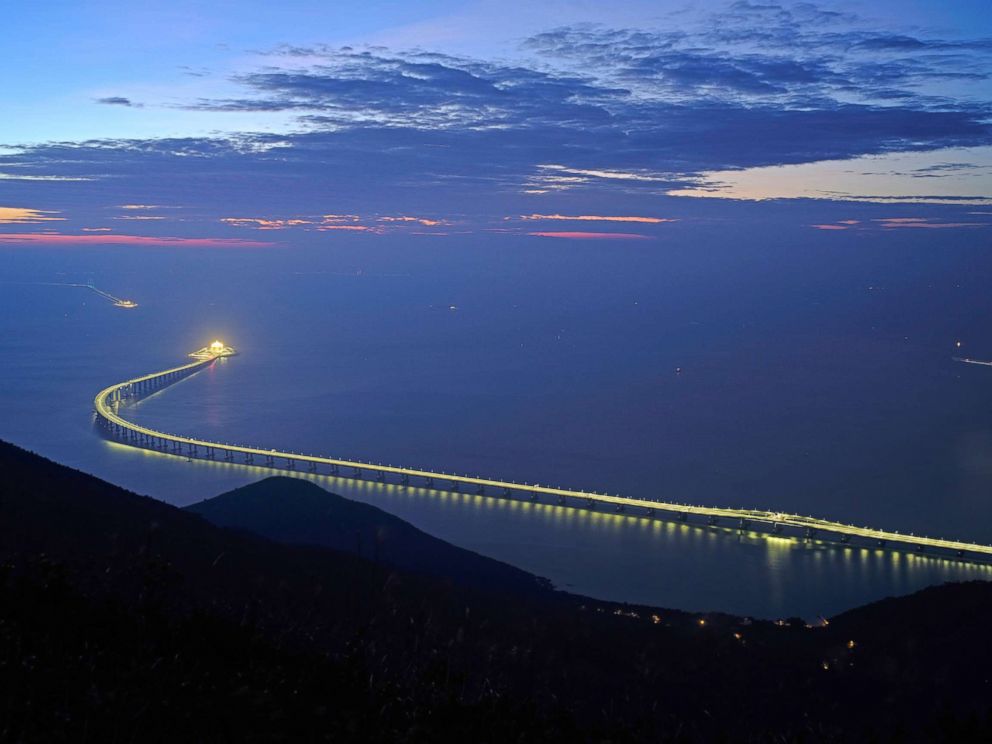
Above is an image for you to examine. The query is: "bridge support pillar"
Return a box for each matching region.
[804,527,815,541]
[376,471,385,482]
[330,464,339,475]
[615,504,624,513]
[451,481,459,492]
[400,474,409,485]
[225,451,233,462]
[308,462,316,473]
[266,456,274,467]
[352,467,361,478]
[425,477,434,488]
[558,495,565,505]
[707,515,716,526]
[285,458,295,469]
[679,512,688,522]
[476,484,484,495]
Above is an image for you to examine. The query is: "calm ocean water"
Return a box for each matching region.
[3,228,992,618]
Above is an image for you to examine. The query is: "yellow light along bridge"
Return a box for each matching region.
[94,344,992,564]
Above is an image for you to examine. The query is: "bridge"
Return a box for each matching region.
[94,343,992,564]
[40,282,138,308]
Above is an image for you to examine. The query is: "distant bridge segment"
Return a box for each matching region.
[39,282,138,308]
[954,357,992,368]
[94,346,992,565]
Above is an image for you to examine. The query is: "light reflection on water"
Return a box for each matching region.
[103,439,992,619]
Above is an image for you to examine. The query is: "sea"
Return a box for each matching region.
[3,225,992,619]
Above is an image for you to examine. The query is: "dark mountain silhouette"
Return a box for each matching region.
[186,476,551,594]
[2,437,992,742]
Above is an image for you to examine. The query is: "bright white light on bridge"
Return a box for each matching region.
[210,340,225,353]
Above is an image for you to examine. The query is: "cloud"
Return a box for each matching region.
[0,173,91,182]
[0,233,274,247]
[524,165,678,193]
[669,146,992,205]
[874,217,988,229]
[0,207,63,224]
[221,217,313,230]
[377,216,446,226]
[315,224,379,232]
[1,4,990,225]
[527,231,652,240]
[525,6,991,107]
[321,214,361,223]
[190,47,621,133]
[516,213,675,224]
[95,96,143,108]
[221,214,446,230]
[811,217,988,230]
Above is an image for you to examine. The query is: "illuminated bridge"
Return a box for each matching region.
[94,343,992,564]
[42,282,138,308]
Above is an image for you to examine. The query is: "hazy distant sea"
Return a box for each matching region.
[3,227,992,618]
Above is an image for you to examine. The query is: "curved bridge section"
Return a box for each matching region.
[95,346,992,564]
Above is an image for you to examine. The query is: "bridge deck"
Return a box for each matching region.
[93,351,992,563]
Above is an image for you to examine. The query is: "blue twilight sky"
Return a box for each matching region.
[1,0,990,245]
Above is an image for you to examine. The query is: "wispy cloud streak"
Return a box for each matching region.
[0,233,274,247]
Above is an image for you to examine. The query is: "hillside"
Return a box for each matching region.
[2,438,992,742]
[186,476,551,594]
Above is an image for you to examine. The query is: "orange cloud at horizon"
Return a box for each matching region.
[527,231,652,240]
[222,217,313,230]
[517,213,675,224]
[378,216,447,226]
[0,207,64,224]
[221,214,448,232]
[811,224,850,230]
[0,233,274,248]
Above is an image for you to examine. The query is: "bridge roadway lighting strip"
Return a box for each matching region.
[94,351,992,563]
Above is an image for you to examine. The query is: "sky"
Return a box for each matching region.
[1,0,990,245]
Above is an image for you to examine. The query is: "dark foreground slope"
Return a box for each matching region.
[2,439,992,742]
[187,477,550,594]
